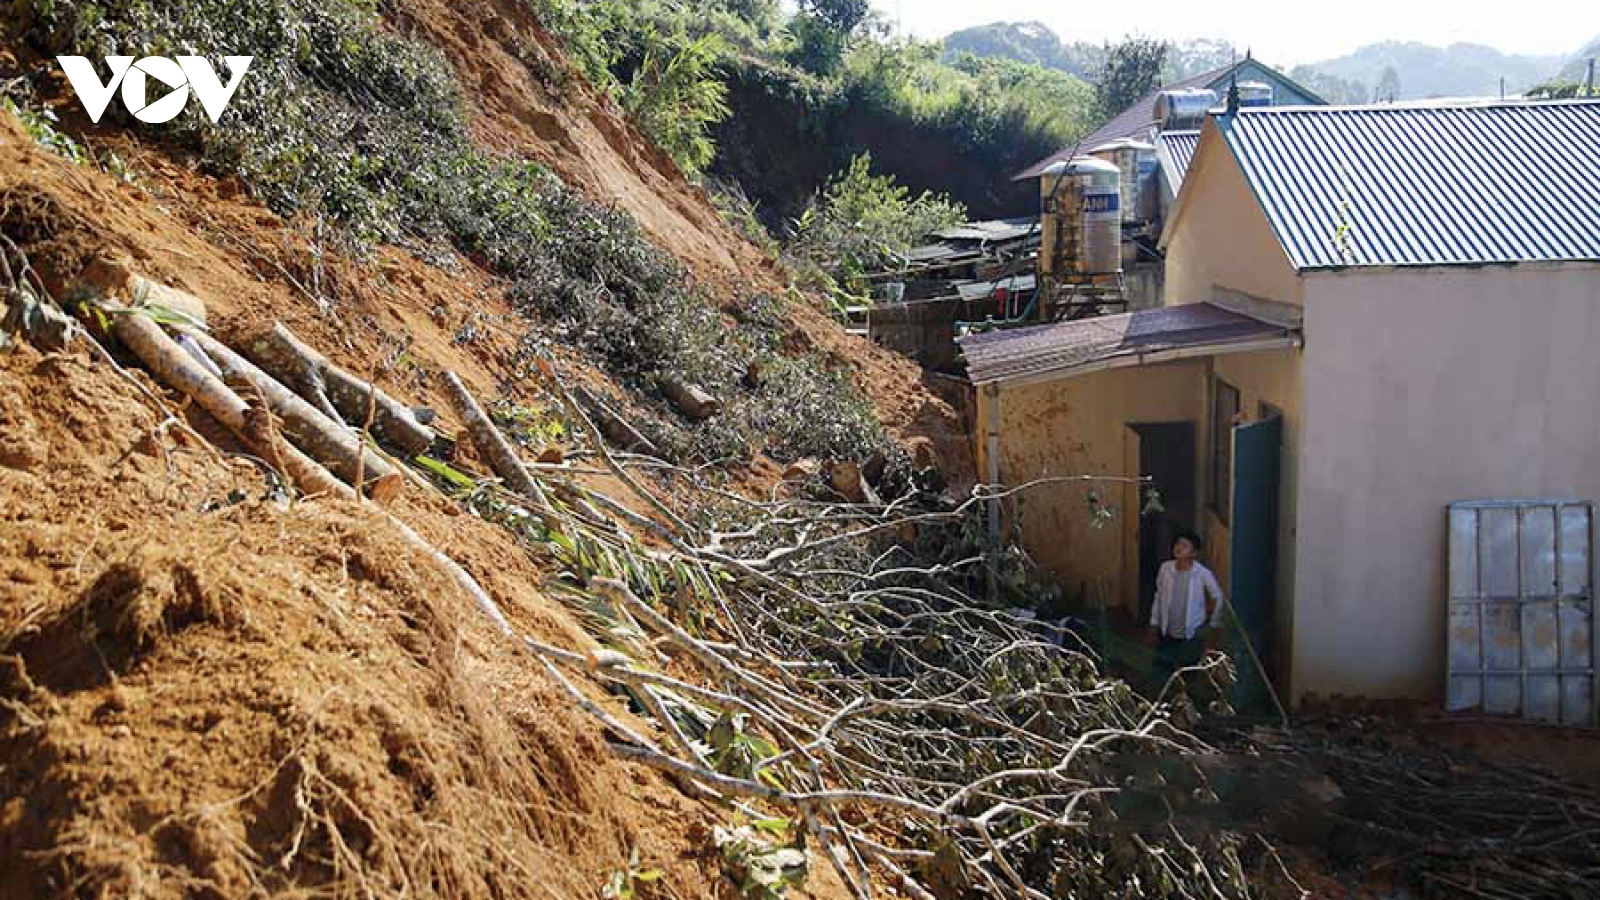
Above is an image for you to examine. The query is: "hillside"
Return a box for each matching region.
[941,20,1100,76]
[1297,40,1566,99]
[1557,35,1600,82]
[941,21,1239,82]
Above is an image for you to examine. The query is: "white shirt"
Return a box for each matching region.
[1149,561,1224,639]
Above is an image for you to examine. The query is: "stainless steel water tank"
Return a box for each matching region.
[1090,138,1159,224]
[1038,156,1122,278]
[1155,89,1219,128]
[1238,80,1274,107]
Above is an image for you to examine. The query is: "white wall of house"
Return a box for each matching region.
[1295,262,1600,701]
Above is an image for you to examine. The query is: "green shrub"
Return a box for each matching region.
[788,152,966,284]
[622,33,731,176]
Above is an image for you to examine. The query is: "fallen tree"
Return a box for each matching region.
[244,322,436,457]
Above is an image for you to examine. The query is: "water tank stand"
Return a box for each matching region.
[1042,275,1128,322]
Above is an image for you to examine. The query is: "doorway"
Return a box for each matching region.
[1128,423,1197,623]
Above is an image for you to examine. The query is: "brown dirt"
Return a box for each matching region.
[0,343,858,900]
[0,5,959,893]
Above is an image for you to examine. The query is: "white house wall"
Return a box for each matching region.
[1295,262,1600,701]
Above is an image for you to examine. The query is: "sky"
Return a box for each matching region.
[868,0,1594,67]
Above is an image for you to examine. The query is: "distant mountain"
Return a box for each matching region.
[1556,35,1600,83]
[941,21,1102,77]
[941,22,1243,83]
[1298,41,1565,100]
[942,23,1592,102]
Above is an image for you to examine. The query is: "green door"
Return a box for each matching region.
[1228,416,1281,710]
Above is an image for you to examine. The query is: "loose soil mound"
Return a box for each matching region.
[0,342,851,899]
[0,1,971,892]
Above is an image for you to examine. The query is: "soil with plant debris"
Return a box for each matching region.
[4,5,1598,900]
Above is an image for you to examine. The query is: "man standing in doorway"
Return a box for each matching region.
[1147,530,1225,682]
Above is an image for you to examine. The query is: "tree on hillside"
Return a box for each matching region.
[798,0,869,34]
[1373,65,1401,102]
[624,34,731,176]
[786,0,870,75]
[1094,38,1167,119]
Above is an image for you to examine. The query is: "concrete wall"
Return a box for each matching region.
[1162,119,1303,308]
[975,361,1205,608]
[1295,263,1600,702]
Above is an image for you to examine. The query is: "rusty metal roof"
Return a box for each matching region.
[1220,100,1600,269]
[959,303,1297,386]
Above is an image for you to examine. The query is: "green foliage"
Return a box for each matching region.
[623,34,732,175]
[795,0,868,35]
[1525,80,1595,99]
[2,96,86,164]
[1,91,135,181]
[1094,37,1168,120]
[715,825,808,900]
[17,0,901,472]
[788,152,965,282]
[783,12,849,76]
[602,849,663,900]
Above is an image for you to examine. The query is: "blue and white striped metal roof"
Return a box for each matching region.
[1156,130,1200,191]
[1219,100,1600,270]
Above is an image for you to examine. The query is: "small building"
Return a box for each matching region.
[964,99,1600,711]
[1016,58,1326,312]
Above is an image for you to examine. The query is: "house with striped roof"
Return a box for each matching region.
[963,99,1600,718]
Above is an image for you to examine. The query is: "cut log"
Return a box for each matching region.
[442,371,550,510]
[573,386,659,456]
[77,259,209,327]
[112,312,354,500]
[659,377,721,421]
[183,327,401,498]
[244,323,435,457]
[109,314,512,637]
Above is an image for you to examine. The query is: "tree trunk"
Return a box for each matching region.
[442,371,550,510]
[112,312,356,500]
[244,323,436,457]
[573,386,659,456]
[659,377,721,421]
[183,327,401,497]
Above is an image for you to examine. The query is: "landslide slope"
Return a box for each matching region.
[0,1,963,897]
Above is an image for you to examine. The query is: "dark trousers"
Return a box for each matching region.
[1156,634,1205,676]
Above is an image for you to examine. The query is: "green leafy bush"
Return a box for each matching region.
[788,152,965,283]
[622,34,732,176]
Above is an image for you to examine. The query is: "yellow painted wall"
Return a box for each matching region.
[1163,119,1303,309]
[975,361,1205,610]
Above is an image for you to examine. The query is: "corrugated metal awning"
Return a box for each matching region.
[959,303,1298,387]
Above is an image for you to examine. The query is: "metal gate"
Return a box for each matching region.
[1447,501,1597,726]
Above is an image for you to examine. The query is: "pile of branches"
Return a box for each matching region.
[1233,720,1600,900]
[493,377,1292,900]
